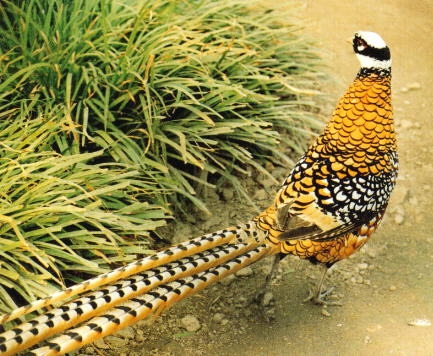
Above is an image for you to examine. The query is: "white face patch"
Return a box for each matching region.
[356,31,387,49]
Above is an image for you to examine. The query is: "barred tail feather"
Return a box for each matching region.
[0,223,270,355]
[29,245,272,356]
[0,224,252,325]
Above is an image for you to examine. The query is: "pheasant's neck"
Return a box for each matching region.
[318,74,396,155]
[358,67,391,78]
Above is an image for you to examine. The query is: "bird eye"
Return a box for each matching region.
[356,38,368,52]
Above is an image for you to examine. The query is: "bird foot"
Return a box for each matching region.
[303,286,343,306]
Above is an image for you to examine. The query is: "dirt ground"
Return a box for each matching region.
[80,1,433,355]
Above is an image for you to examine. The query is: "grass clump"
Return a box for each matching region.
[0,113,168,313]
[0,0,324,312]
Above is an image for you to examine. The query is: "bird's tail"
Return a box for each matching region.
[0,221,277,356]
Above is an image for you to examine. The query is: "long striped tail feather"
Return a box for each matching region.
[28,244,273,356]
[0,223,273,355]
[0,224,252,326]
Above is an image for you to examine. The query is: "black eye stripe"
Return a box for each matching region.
[353,36,390,61]
[361,46,391,61]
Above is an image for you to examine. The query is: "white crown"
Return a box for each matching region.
[356,31,387,49]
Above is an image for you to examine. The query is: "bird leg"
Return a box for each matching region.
[254,254,281,303]
[253,254,282,321]
[304,265,342,306]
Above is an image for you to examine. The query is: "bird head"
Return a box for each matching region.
[353,31,391,71]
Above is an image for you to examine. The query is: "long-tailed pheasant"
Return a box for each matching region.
[0,31,398,356]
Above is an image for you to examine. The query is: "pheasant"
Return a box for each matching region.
[0,31,397,356]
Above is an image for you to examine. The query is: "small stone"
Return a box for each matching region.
[213,313,229,326]
[135,332,145,342]
[105,335,128,348]
[235,266,254,277]
[220,318,229,326]
[93,338,110,350]
[366,324,382,333]
[394,214,404,225]
[181,314,201,332]
[213,313,225,323]
[221,187,234,201]
[321,307,331,317]
[234,296,248,307]
[261,292,274,307]
[115,326,135,340]
[366,248,377,258]
[407,318,431,327]
[357,262,369,270]
[135,319,151,328]
[389,285,397,291]
[407,82,421,90]
[364,335,372,344]
[219,274,236,286]
[351,275,363,284]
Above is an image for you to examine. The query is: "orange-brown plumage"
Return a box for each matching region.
[0,31,398,356]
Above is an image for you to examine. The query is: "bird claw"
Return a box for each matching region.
[303,286,343,306]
